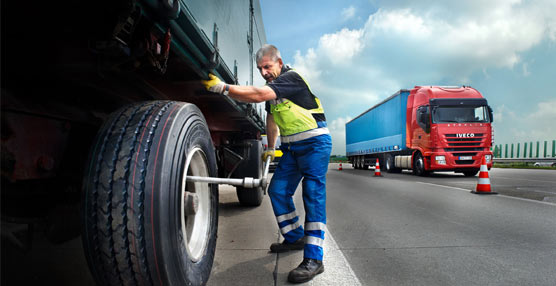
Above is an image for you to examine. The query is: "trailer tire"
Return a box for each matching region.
[234,140,264,207]
[82,101,218,286]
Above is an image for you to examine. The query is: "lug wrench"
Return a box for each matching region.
[187,156,272,189]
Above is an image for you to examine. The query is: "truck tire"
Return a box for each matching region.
[463,169,479,177]
[233,140,264,207]
[413,153,429,176]
[82,101,218,286]
[385,154,402,173]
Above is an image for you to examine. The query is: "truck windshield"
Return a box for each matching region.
[432,105,491,123]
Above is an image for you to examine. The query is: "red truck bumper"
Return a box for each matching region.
[426,150,493,171]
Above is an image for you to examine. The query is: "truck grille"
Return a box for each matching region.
[443,133,486,165]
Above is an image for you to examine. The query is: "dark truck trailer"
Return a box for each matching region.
[2,0,267,284]
[346,86,494,176]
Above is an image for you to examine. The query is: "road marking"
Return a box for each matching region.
[416,182,471,192]
[416,182,556,206]
[495,176,556,184]
[314,226,362,286]
[496,194,556,206]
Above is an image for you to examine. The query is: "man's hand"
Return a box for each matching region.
[262,149,276,162]
[201,73,227,94]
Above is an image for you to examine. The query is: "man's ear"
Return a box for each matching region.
[277,58,283,68]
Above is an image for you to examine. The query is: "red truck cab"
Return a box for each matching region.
[407,86,493,176]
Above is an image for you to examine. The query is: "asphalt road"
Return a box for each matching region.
[327,164,556,286]
[2,165,555,285]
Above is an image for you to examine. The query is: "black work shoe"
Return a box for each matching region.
[269,238,304,253]
[287,258,324,283]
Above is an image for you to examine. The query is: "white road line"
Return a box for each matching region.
[416,182,556,206]
[311,226,362,286]
[416,182,471,192]
[496,194,556,206]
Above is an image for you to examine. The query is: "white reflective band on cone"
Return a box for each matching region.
[281,221,302,234]
[305,222,326,231]
[281,128,329,143]
[276,211,297,223]
[478,178,491,185]
[305,236,324,247]
[480,164,488,172]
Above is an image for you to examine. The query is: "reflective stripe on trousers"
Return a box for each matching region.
[268,134,332,260]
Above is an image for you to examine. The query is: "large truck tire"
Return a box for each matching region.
[413,152,429,176]
[82,101,218,286]
[233,140,264,207]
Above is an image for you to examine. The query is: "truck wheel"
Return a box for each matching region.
[233,140,264,207]
[82,101,218,286]
[413,153,429,176]
[463,169,479,177]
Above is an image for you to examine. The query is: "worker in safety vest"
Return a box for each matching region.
[202,44,332,283]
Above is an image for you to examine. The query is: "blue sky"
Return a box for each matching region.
[260,0,556,155]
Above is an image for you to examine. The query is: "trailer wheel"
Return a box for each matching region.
[82,101,218,286]
[234,140,264,206]
[413,153,429,176]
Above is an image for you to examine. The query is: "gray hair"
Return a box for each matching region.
[255,44,281,63]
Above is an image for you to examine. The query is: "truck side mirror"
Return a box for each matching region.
[488,106,494,122]
[417,106,431,133]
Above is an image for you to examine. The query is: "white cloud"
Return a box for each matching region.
[319,28,364,65]
[329,116,353,155]
[341,6,356,21]
[289,0,556,154]
[493,100,556,146]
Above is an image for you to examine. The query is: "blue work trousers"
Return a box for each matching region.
[268,134,332,261]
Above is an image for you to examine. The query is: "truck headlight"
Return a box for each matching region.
[485,155,492,163]
[435,156,446,165]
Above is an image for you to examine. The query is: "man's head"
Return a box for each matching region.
[256,44,283,83]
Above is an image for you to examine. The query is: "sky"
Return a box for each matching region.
[259,0,556,156]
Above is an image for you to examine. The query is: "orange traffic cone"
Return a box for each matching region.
[472,156,497,195]
[338,163,343,171]
[374,158,382,177]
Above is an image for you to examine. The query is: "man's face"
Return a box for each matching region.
[257,55,283,83]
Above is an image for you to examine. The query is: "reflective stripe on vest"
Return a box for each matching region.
[270,70,326,138]
[281,127,330,144]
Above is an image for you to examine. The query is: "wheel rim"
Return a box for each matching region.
[386,158,391,171]
[181,147,211,262]
[416,156,424,174]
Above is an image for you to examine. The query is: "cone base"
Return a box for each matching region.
[471,191,498,195]
[374,174,383,177]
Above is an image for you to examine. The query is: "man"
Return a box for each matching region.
[202,44,332,283]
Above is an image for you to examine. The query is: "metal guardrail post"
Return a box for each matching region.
[529,141,532,158]
[511,143,514,158]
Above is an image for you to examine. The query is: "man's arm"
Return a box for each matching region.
[266,112,279,149]
[228,85,277,103]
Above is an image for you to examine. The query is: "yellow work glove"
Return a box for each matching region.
[201,73,228,94]
[262,149,276,162]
